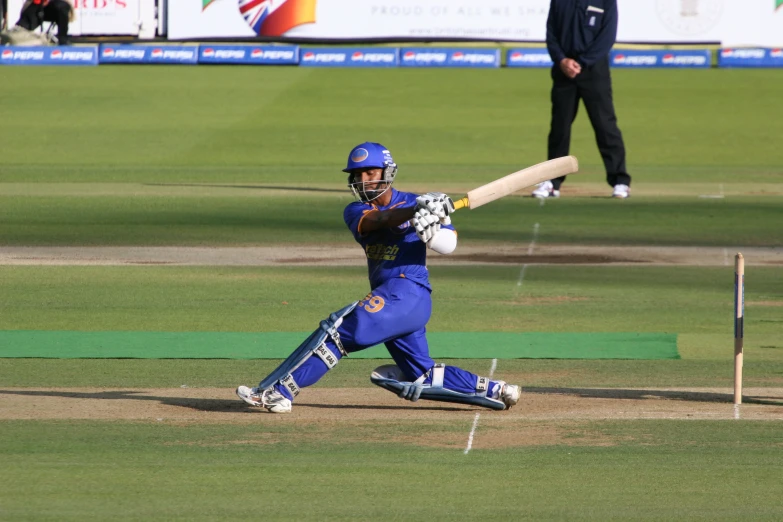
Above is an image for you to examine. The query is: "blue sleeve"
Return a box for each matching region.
[343,203,366,242]
[579,0,617,66]
[546,0,566,64]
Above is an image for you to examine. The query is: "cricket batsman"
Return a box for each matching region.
[236,142,521,413]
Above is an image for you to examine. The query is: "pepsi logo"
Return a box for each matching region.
[350,148,369,163]
[51,50,63,59]
[614,54,625,61]
[511,52,522,59]
[102,48,115,57]
[403,51,415,60]
[2,50,14,59]
[772,49,783,58]
[303,52,315,60]
[251,49,263,58]
[151,49,163,58]
[352,52,363,60]
[203,48,215,57]
[721,49,732,57]
[452,52,464,58]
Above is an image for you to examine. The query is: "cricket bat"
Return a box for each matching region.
[452,156,579,211]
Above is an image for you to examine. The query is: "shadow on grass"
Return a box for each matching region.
[298,402,467,412]
[146,183,346,194]
[0,389,467,412]
[526,387,783,406]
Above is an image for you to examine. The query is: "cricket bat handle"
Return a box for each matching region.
[452,197,469,212]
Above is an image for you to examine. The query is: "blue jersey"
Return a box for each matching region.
[343,189,454,291]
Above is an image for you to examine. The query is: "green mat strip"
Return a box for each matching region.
[0,331,679,360]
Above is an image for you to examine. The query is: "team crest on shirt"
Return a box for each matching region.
[392,220,411,235]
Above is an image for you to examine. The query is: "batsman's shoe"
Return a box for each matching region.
[236,386,293,414]
[531,181,560,199]
[499,383,521,409]
[612,184,630,199]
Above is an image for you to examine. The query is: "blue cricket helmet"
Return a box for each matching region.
[343,142,398,202]
[343,142,395,173]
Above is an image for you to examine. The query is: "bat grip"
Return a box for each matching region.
[453,197,469,211]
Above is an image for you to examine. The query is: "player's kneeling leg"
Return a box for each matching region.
[371,364,509,411]
[239,301,358,411]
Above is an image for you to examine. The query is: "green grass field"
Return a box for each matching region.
[2,420,782,519]
[1,66,782,520]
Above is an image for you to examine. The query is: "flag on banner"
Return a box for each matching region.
[203,0,316,36]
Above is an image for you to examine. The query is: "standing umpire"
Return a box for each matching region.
[532,0,632,199]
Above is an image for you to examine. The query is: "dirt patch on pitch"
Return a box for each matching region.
[1,245,780,267]
[498,296,591,305]
[2,387,782,449]
[453,253,639,264]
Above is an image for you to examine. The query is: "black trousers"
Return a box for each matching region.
[547,56,631,189]
[17,0,70,44]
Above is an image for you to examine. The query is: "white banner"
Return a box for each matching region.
[617,0,783,47]
[168,0,783,46]
[169,0,551,40]
[73,0,141,35]
[7,0,144,35]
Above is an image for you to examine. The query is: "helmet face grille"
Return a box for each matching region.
[382,162,398,184]
[347,175,392,203]
[344,142,397,202]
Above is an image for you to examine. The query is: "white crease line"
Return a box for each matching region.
[517,222,540,288]
[699,183,725,199]
[723,248,729,266]
[527,223,540,255]
[464,358,498,455]
[464,414,481,455]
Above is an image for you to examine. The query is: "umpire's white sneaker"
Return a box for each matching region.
[612,184,630,199]
[531,181,560,199]
[236,385,292,413]
[499,383,521,409]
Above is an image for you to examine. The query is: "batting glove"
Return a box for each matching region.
[416,192,455,223]
[411,208,441,243]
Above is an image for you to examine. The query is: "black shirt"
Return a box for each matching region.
[546,0,618,67]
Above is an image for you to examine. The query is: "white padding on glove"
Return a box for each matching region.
[411,208,441,243]
[415,192,455,223]
[427,228,458,254]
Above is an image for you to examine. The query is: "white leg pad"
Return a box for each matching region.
[280,374,300,397]
[370,364,506,411]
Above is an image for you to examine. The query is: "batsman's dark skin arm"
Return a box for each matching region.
[359,207,416,234]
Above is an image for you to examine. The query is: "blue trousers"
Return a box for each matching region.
[272,277,501,401]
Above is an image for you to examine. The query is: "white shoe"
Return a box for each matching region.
[531,181,560,199]
[498,382,521,409]
[236,385,292,413]
[612,184,630,199]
